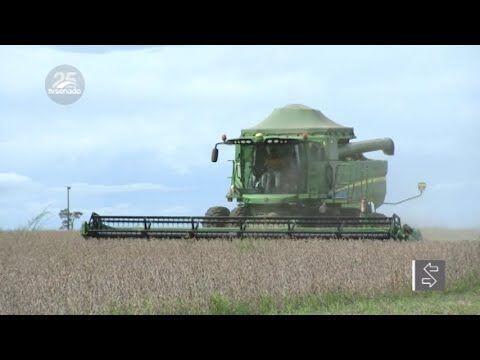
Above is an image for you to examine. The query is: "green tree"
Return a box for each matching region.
[59,209,83,230]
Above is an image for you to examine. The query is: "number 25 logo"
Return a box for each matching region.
[51,71,77,89]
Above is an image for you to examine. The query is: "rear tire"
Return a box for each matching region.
[204,206,230,227]
[230,206,249,217]
[229,206,250,227]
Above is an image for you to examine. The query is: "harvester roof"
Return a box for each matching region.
[241,104,355,138]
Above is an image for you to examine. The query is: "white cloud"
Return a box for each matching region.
[0,172,32,185]
[0,172,185,195]
[50,182,188,194]
[0,171,192,228]
[1,173,187,198]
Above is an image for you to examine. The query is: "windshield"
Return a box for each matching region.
[242,143,305,194]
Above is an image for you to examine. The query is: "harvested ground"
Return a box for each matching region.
[0,230,479,314]
[419,227,480,242]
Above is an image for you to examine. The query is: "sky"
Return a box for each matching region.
[0,45,479,229]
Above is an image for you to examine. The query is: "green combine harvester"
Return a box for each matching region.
[82,104,425,240]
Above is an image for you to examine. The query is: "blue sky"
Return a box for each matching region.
[0,45,479,229]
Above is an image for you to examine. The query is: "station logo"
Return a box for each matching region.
[45,64,85,105]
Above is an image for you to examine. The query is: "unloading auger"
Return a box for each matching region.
[82,104,425,240]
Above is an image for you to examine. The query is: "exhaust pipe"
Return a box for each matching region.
[338,138,395,158]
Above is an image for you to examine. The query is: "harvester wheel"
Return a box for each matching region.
[203,206,230,228]
[230,206,249,217]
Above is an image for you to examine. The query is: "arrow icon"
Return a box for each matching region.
[421,276,437,287]
[421,262,438,288]
[425,263,439,273]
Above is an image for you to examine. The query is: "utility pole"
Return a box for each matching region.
[67,186,71,230]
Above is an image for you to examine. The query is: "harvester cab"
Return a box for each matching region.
[82,104,425,240]
[212,105,401,216]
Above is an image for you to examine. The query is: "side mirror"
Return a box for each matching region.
[211,147,219,162]
[417,182,427,194]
